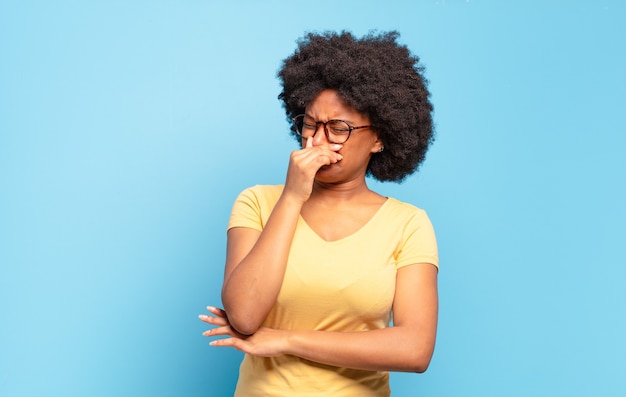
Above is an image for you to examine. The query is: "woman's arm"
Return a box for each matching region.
[221,195,302,336]
[221,138,343,335]
[208,263,438,372]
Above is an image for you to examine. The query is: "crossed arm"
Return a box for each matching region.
[201,261,438,373]
[202,214,438,373]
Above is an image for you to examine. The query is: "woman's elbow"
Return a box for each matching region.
[222,305,263,336]
[407,359,431,374]
[412,361,431,374]
[229,318,260,336]
[406,347,434,373]
[222,294,262,335]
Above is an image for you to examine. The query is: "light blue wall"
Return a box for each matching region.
[1,1,625,396]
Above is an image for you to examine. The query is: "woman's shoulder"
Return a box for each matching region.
[379,196,434,228]
[242,184,284,194]
[237,184,284,206]
[383,196,428,216]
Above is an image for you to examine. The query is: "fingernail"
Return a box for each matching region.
[337,154,343,160]
[331,144,343,150]
[198,314,207,320]
[207,306,216,311]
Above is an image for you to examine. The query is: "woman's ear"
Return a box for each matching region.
[371,138,384,154]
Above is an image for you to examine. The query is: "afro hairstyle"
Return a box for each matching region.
[277,30,435,182]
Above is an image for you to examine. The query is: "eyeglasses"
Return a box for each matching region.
[292,114,371,144]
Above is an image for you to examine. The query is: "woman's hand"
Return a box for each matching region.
[199,306,289,357]
[283,137,342,203]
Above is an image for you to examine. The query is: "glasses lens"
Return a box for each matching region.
[327,120,350,143]
[293,115,313,137]
[292,116,351,144]
[293,115,303,135]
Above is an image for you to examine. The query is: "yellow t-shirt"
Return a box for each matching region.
[227,185,438,397]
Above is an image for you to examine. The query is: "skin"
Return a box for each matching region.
[199,89,439,373]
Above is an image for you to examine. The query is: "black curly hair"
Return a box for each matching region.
[277,30,434,182]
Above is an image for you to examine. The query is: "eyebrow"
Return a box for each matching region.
[304,113,357,124]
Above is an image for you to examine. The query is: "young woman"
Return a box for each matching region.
[200,31,438,397]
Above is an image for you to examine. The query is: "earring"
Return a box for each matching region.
[378,146,384,153]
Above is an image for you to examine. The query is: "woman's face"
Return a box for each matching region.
[303,89,382,184]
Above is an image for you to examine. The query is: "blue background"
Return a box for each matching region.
[1,1,625,396]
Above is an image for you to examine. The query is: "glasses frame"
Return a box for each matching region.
[292,114,371,144]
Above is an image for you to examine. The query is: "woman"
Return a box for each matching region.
[199,30,438,396]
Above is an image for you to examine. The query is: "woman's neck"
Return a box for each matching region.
[308,178,377,204]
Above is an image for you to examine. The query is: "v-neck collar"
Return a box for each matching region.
[298,198,390,244]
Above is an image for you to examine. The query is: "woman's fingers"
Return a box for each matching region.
[202,325,233,337]
[198,314,229,326]
[198,306,229,326]
[291,144,343,173]
[283,142,343,202]
[206,305,227,318]
[206,327,287,357]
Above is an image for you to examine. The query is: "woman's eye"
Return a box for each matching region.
[328,121,350,133]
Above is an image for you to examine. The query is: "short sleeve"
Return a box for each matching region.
[395,209,439,270]
[227,187,264,232]
[227,185,283,232]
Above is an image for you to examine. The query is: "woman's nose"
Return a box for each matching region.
[311,123,330,145]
